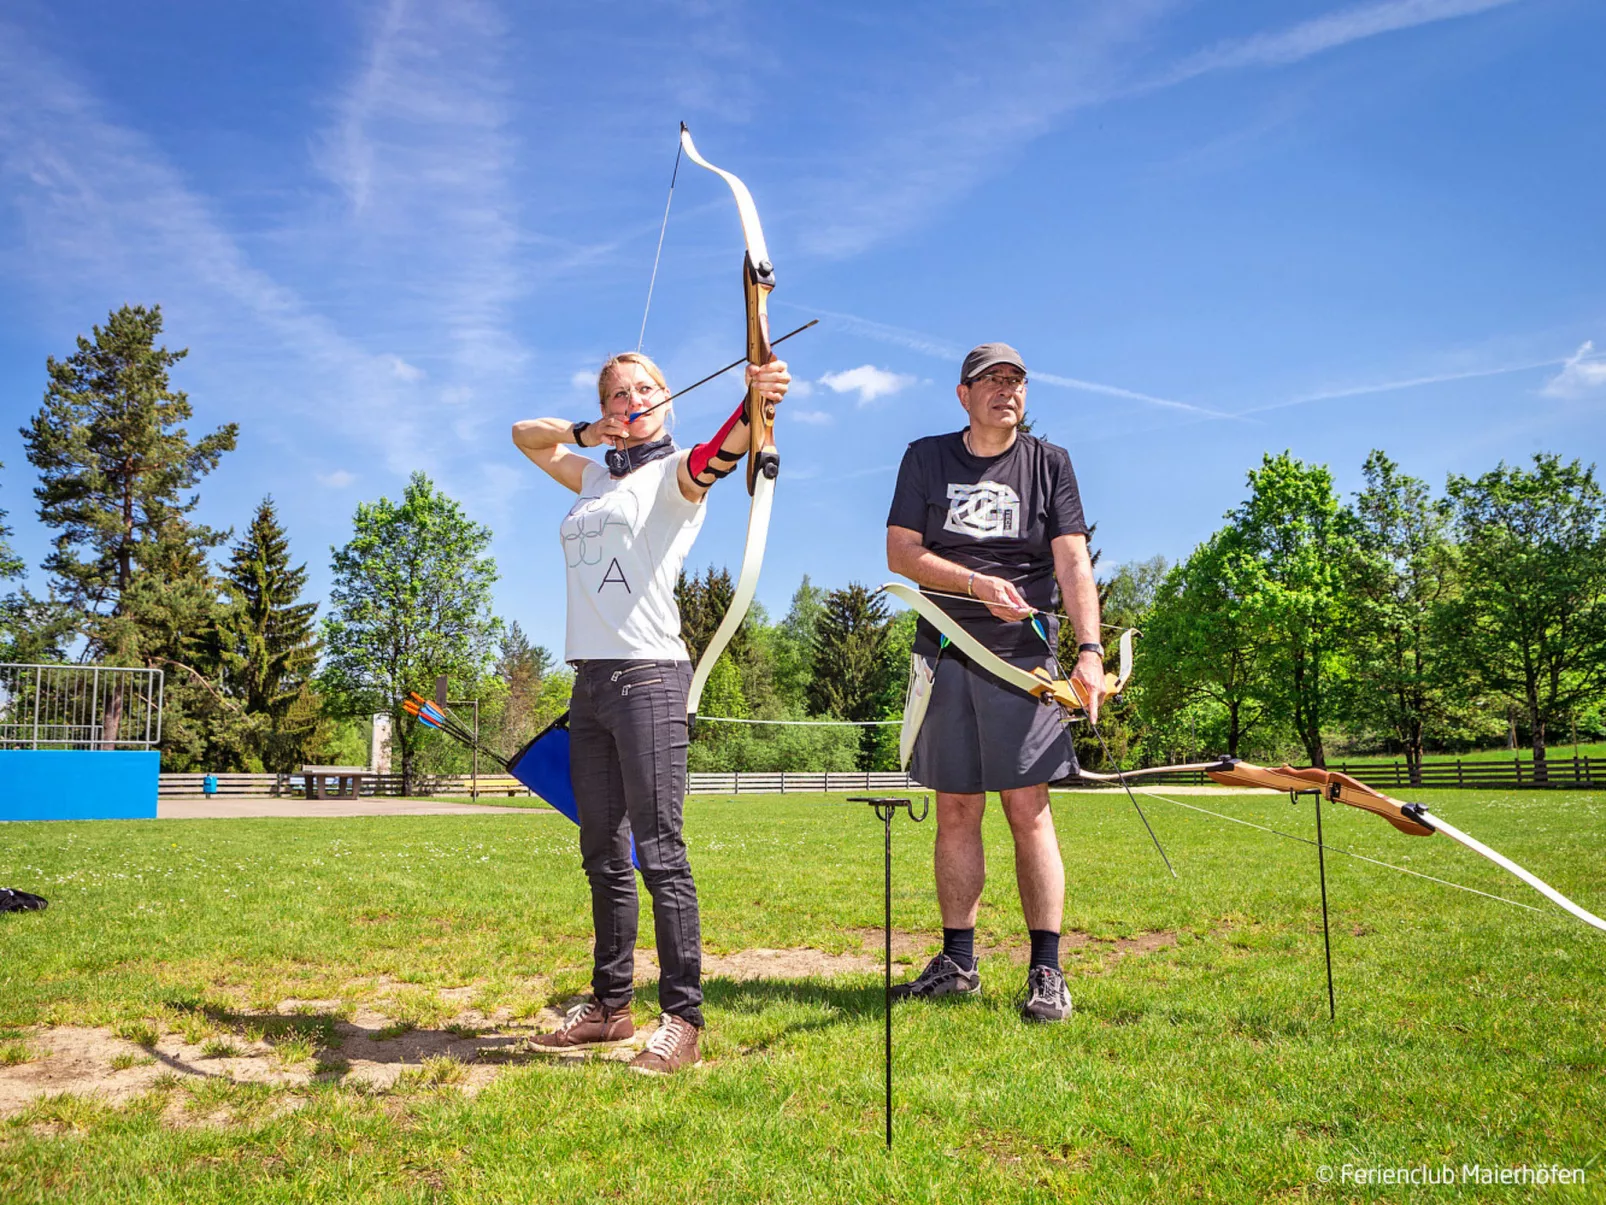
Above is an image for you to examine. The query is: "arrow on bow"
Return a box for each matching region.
[677,124,782,732]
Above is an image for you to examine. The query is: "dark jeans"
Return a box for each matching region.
[568,659,702,1027]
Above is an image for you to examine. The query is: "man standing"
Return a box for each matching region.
[885,342,1107,1022]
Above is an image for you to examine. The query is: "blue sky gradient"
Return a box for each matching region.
[2,0,1602,656]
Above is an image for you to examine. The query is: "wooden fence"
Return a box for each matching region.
[1099,755,1606,791]
[686,771,920,795]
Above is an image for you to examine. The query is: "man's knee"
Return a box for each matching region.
[1000,787,1054,834]
[935,791,985,832]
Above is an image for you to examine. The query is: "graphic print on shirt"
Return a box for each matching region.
[561,491,641,593]
[944,480,1021,539]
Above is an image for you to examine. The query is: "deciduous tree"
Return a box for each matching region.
[322,473,501,792]
[1442,454,1606,779]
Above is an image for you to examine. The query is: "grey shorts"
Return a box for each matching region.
[908,649,1079,794]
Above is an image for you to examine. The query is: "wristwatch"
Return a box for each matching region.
[1077,642,1105,657]
[571,420,592,447]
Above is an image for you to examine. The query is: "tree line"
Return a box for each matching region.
[5,307,1602,785]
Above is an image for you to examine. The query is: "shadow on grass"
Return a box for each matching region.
[701,976,898,1055]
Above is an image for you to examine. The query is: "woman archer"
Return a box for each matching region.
[511,350,789,1075]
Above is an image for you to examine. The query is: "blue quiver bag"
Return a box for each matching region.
[507,713,639,870]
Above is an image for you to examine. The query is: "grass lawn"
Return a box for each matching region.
[1,787,1603,1202]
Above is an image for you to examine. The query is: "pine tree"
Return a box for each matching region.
[21,304,237,661]
[676,566,749,666]
[808,583,894,769]
[219,497,323,770]
[494,621,554,753]
[0,465,62,661]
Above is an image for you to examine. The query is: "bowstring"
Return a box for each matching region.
[637,133,684,352]
[1039,628,1176,878]
[1116,784,1540,913]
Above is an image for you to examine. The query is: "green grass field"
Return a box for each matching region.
[2,787,1603,1202]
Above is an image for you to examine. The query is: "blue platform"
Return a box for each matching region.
[0,750,160,821]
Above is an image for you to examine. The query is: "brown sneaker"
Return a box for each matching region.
[627,1014,701,1076]
[529,998,634,1051]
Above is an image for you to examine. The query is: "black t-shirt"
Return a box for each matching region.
[886,430,1088,657]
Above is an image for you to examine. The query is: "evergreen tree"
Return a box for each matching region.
[0,466,63,661]
[219,497,324,770]
[809,583,893,769]
[494,621,554,754]
[21,304,237,661]
[123,519,243,768]
[321,473,501,792]
[0,467,21,585]
[676,566,748,665]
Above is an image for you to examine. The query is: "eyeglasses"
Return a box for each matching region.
[970,371,1027,391]
[609,382,664,405]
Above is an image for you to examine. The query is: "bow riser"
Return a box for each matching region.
[744,253,778,494]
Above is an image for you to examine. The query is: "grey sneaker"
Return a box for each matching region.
[890,953,981,1001]
[1018,965,1071,1022]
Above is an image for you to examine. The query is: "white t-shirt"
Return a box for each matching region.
[560,450,707,662]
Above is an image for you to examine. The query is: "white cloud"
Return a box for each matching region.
[1153,0,1519,86]
[1541,341,1606,399]
[789,409,834,426]
[319,470,356,489]
[818,365,918,405]
[788,379,815,398]
[389,355,425,381]
[570,370,596,391]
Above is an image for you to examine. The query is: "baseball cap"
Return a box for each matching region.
[959,342,1027,384]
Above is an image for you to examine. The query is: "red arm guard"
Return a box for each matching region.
[688,398,749,487]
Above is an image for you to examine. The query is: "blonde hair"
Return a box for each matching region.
[597,352,669,409]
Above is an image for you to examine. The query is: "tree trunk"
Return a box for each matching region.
[1528,689,1548,784]
[100,684,124,750]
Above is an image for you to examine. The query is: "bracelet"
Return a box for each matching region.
[571,420,592,447]
[966,571,976,598]
[1078,642,1105,657]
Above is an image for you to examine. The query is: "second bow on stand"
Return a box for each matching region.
[676,124,783,732]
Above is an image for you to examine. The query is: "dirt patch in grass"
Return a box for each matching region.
[0,931,1185,1119]
[635,942,914,984]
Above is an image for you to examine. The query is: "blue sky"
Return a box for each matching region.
[1,0,1603,658]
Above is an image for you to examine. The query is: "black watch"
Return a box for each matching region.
[571,420,592,448]
[1077,642,1105,657]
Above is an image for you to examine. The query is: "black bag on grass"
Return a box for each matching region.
[0,888,47,912]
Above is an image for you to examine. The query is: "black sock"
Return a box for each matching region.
[1028,929,1061,971]
[942,927,975,970]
